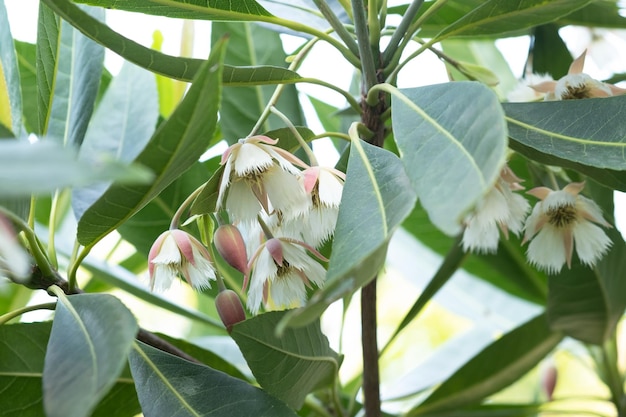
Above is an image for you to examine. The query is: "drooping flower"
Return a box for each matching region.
[216,135,310,222]
[148,229,216,291]
[0,214,30,281]
[523,182,612,274]
[245,237,326,314]
[213,224,248,274]
[215,289,246,332]
[462,165,530,253]
[531,50,626,100]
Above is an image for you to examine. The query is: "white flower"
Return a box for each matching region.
[0,215,30,281]
[245,237,326,314]
[531,50,626,100]
[462,165,530,253]
[148,229,216,291]
[523,182,612,274]
[507,73,555,102]
[217,135,310,222]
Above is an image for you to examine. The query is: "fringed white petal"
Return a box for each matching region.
[527,226,567,274]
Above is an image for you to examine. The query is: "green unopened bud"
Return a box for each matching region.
[214,225,248,274]
[215,289,246,332]
[455,61,500,87]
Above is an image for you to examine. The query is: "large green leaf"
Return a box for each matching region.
[212,21,304,142]
[0,140,151,197]
[43,0,300,84]
[503,97,626,171]
[530,24,571,80]
[76,0,272,19]
[43,293,138,417]
[392,82,507,236]
[0,1,22,135]
[36,3,60,135]
[76,38,226,247]
[436,0,592,39]
[46,4,104,147]
[231,311,339,410]
[14,41,38,134]
[280,140,416,328]
[72,61,158,220]
[407,314,563,416]
[0,322,141,417]
[129,341,298,417]
[556,0,626,28]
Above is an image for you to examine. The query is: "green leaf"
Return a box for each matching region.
[418,403,542,417]
[47,4,104,147]
[212,21,304,142]
[43,293,138,417]
[76,38,226,247]
[504,97,626,171]
[231,311,339,409]
[280,140,416,328]
[556,0,626,28]
[129,341,298,417]
[530,24,572,79]
[72,61,159,220]
[14,41,38,134]
[408,314,563,416]
[36,3,60,135]
[190,164,225,216]
[43,0,299,83]
[436,0,592,39]
[0,1,22,135]
[0,140,152,197]
[0,322,141,417]
[75,0,272,20]
[392,82,507,236]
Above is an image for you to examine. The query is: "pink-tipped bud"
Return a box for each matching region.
[214,225,248,274]
[215,289,246,332]
[265,238,284,265]
[542,365,557,401]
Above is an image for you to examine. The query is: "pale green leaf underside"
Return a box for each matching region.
[43,294,138,417]
[129,341,297,417]
[231,311,339,409]
[393,82,507,236]
[504,96,626,171]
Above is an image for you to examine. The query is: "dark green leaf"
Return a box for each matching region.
[231,311,339,409]
[393,82,507,235]
[437,0,592,39]
[281,140,416,328]
[75,0,272,19]
[129,341,298,417]
[0,140,152,197]
[14,41,38,134]
[190,164,225,216]
[72,61,159,220]
[43,293,138,417]
[0,1,22,135]
[530,24,572,79]
[36,3,60,135]
[504,97,626,171]
[0,322,140,417]
[76,38,226,247]
[556,0,626,28]
[43,0,298,83]
[409,314,563,415]
[213,21,304,142]
[418,403,542,417]
[46,4,104,147]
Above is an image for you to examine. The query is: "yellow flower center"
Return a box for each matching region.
[547,204,577,228]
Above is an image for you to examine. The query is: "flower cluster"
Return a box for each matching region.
[147,134,343,316]
[462,166,612,274]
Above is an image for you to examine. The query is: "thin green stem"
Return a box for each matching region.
[313,0,360,57]
[47,190,62,269]
[385,38,436,83]
[352,0,379,91]
[67,244,93,292]
[601,336,625,415]
[312,132,352,142]
[27,195,36,229]
[170,184,206,230]
[68,239,80,291]
[304,396,334,417]
[300,78,362,114]
[269,106,318,166]
[368,0,381,49]
[381,0,424,65]
[0,302,57,325]
[0,206,53,278]
[257,215,275,240]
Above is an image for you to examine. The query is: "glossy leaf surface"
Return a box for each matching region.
[281,140,416,328]
[129,341,298,417]
[43,294,138,417]
[36,3,60,135]
[393,82,507,236]
[231,311,339,409]
[76,39,225,247]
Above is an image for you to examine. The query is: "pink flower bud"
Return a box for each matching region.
[542,365,557,401]
[215,289,246,332]
[214,225,248,274]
